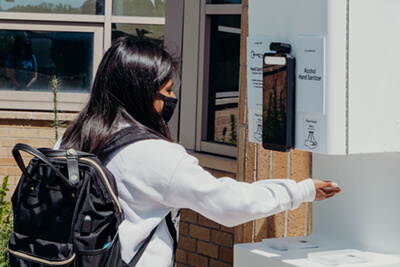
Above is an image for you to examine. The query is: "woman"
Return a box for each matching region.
[6,34,37,90]
[58,36,340,266]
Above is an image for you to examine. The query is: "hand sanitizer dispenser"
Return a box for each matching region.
[252,0,400,155]
[236,0,400,266]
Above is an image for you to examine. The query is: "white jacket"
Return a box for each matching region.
[104,139,316,266]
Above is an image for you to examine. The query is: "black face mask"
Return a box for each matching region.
[157,93,178,123]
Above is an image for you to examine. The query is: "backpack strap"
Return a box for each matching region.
[104,125,178,266]
[103,125,163,158]
[126,227,158,267]
[125,212,178,267]
[12,143,75,189]
[166,212,179,261]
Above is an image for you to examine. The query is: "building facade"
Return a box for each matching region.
[0,0,312,266]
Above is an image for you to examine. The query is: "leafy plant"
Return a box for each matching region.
[222,127,227,143]
[229,114,237,145]
[0,176,13,267]
[50,75,65,141]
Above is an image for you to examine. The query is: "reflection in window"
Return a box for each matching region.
[0,0,104,15]
[111,24,164,47]
[0,30,94,93]
[208,15,240,146]
[211,0,241,4]
[112,0,165,17]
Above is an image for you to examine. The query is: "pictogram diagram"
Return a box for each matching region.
[305,130,318,149]
[254,124,262,142]
[304,118,319,150]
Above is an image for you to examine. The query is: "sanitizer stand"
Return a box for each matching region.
[234,152,400,266]
[236,0,400,265]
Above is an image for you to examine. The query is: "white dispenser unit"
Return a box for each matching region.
[235,0,400,266]
[234,153,400,266]
[249,0,400,155]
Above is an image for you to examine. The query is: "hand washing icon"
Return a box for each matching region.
[305,131,318,149]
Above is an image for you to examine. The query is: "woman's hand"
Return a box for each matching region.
[313,179,341,201]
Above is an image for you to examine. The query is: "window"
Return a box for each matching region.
[179,1,241,157]
[211,0,241,4]
[0,0,105,15]
[0,23,103,111]
[0,0,166,111]
[111,24,164,44]
[112,0,165,16]
[0,30,94,93]
[208,15,240,146]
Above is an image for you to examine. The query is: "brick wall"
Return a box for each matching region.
[177,169,236,267]
[0,111,74,197]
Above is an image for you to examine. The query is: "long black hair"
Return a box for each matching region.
[61,36,177,158]
[12,33,34,58]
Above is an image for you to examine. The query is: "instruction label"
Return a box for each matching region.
[303,118,320,150]
[248,108,263,143]
[297,36,325,114]
[247,36,271,143]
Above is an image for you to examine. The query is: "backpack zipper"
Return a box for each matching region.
[7,248,75,266]
[80,158,122,213]
[53,156,122,213]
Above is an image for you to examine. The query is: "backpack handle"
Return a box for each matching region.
[12,143,75,188]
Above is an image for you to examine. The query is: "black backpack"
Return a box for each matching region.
[7,126,177,266]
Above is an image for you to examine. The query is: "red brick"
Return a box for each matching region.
[199,214,220,229]
[190,225,210,241]
[178,236,196,252]
[219,247,233,263]
[188,252,208,267]
[197,241,218,259]
[176,249,187,264]
[181,209,197,223]
[243,221,253,243]
[179,222,189,236]
[210,259,232,267]
[211,230,233,247]
[235,224,244,244]
[213,170,235,179]
[220,225,235,234]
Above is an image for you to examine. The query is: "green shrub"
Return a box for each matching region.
[0,176,13,267]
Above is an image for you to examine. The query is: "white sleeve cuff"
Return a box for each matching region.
[298,178,316,203]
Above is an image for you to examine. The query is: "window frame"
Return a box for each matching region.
[0,0,165,112]
[0,21,104,111]
[180,1,241,157]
